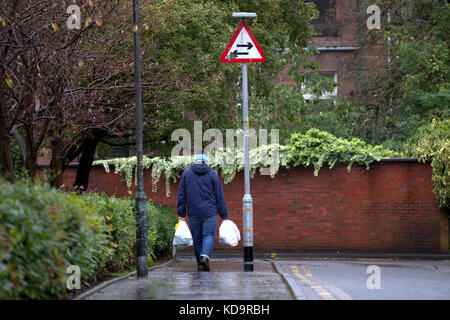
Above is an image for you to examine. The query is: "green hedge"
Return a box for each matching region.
[148,202,177,259]
[0,179,177,299]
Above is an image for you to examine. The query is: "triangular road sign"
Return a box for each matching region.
[220,21,266,63]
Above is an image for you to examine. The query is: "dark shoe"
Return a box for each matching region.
[200,256,210,271]
[197,265,203,271]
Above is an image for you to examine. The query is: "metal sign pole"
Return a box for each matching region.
[242,61,254,272]
[133,0,148,278]
[224,12,261,272]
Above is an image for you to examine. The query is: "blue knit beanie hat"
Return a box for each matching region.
[194,153,209,162]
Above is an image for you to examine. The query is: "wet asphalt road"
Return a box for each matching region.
[83,258,450,300]
[274,259,450,300]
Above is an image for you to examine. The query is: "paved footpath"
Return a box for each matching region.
[83,258,295,300]
[80,255,450,300]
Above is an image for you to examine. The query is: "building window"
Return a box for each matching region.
[302,72,338,101]
[308,0,336,24]
[307,0,340,36]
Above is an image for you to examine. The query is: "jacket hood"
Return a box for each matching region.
[191,163,211,175]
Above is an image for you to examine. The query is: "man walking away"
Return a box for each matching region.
[177,153,228,271]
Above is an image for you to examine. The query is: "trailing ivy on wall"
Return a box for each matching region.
[406,119,450,208]
[94,144,287,197]
[93,129,399,197]
[289,129,399,176]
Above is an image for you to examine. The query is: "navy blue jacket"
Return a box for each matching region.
[177,163,228,220]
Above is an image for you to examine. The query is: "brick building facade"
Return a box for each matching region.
[277,0,387,102]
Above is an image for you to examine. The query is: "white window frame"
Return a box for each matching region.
[303,72,338,101]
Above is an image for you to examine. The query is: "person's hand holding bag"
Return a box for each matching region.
[219,219,241,248]
[173,218,193,249]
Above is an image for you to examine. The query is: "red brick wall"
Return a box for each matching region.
[59,160,448,253]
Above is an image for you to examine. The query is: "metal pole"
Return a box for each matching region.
[133,0,148,278]
[231,12,257,272]
[242,62,254,272]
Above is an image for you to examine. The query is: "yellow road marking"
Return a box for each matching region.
[289,265,335,300]
[290,265,299,272]
[301,266,313,277]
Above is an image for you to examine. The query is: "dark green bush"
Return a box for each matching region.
[0,180,109,299]
[0,179,177,299]
[78,193,136,271]
[148,202,178,258]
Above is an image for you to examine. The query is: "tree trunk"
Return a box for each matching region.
[49,138,64,188]
[0,0,17,183]
[0,137,14,183]
[73,129,105,192]
[24,152,38,180]
[0,89,14,183]
[21,93,41,181]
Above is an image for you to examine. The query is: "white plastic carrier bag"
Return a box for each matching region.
[219,220,241,248]
[173,219,193,249]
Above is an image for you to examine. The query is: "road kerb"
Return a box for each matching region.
[271,260,306,300]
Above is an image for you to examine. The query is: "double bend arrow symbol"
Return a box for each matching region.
[233,42,253,55]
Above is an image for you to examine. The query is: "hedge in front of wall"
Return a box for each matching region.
[0,179,177,299]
